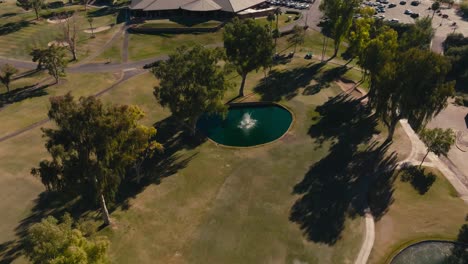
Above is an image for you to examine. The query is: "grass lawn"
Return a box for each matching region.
[127,31,223,61]
[97,67,365,263]
[369,167,468,264]
[0,1,119,60]
[138,19,222,29]
[93,33,123,63]
[0,72,117,138]
[253,13,296,29]
[0,61,374,263]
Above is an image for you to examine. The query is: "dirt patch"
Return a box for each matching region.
[84,25,111,34]
[48,41,69,47]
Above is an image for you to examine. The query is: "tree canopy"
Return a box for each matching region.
[368,48,454,141]
[419,127,455,166]
[32,94,160,225]
[288,25,305,53]
[31,45,68,83]
[0,64,19,93]
[224,18,274,97]
[319,0,363,57]
[399,17,434,50]
[25,214,109,264]
[152,45,230,130]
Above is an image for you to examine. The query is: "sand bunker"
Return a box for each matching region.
[48,41,69,47]
[84,25,111,33]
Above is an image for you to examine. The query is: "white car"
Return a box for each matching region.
[404,9,413,15]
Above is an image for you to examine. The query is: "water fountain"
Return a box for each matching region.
[196,103,293,147]
[238,113,257,130]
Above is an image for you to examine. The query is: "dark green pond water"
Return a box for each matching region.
[196,104,293,147]
[391,241,468,264]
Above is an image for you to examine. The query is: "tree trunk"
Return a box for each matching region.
[239,73,247,97]
[420,150,430,168]
[100,193,111,225]
[332,41,339,59]
[34,9,39,20]
[71,47,77,61]
[385,118,399,143]
[5,84,10,93]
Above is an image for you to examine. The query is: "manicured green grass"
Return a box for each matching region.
[0,72,116,138]
[127,31,223,61]
[97,69,364,263]
[0,2,118,60]
[255,14,296,29]
[369,167,468,264]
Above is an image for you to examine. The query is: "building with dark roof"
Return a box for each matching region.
[130,0,267,17]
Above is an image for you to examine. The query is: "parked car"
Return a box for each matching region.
[410,13,419,18]
[400,1,406,4]
[389,18,400,23]
[404,9,413,14]
[389,3,396,7]
[410,0,420,6]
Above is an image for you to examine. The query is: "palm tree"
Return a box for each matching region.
[431,1,440,19]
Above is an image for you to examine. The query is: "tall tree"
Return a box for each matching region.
[152,45,229,131]
[33,45,68,83]
[31,94,160,225]
[431,1,441,19]
[273,7,282,51]
[224,18,274,97]
[25,214,109,264]
[399,17,434,50]
[61,12,78,61]
[360,26,399,93]
[346,9,374,64]
[419,128,455,167]
[17,0,44,20]
[320,0,362,57]
[288,25,305,53]
[0,64,19,93]
[369,48,455,141]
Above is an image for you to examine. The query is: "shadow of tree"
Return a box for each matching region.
[254,63,349,101]
[115,115,206,210]
[0,21,31,36]
[447,224,468,263]
[400,166,436,195]
[0,84,50,108]
[290,94,398,245]
[0,116,204,262]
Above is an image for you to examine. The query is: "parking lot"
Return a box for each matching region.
[364,0,435,23]
[266,0,312,10]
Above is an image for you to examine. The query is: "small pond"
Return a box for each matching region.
[196,104,293,147]
[391,241,468,264]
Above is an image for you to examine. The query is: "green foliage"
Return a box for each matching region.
[223,18,274,97]
[368,48,454,140]
[152,45,229,129]
[31,45,68,83]
[0,64,19,93]
[25,214,109,264]
[346,15,374,62]
[31,94,159,224]
[444,33,468,89]
[17,0,44,19]
[287,25,305,53]
[420,128,455,158]
[399,17,434,50]
[319,0,363,57]
[461,0,468,16]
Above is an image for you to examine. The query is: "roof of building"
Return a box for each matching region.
[130,0,265,12]
[181,0,222,11]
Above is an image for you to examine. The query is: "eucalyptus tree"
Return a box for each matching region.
[32,94,160,225]
[152,45,230,130]
[224,18,274,97]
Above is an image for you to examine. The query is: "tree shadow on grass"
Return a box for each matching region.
[254,63,349,101]
[0,192,82,264]
[0,83,50,108]
[0,21,31,36]
[447,224,468,263]
[115,115,206,210]
[400,166,436,195]
[290,94,398,245]
[0,116,205,262]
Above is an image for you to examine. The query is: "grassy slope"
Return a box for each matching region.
[0,73,116,138]
[369,167,468,264]
[98,69,364,264]
[0,2,118,60]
